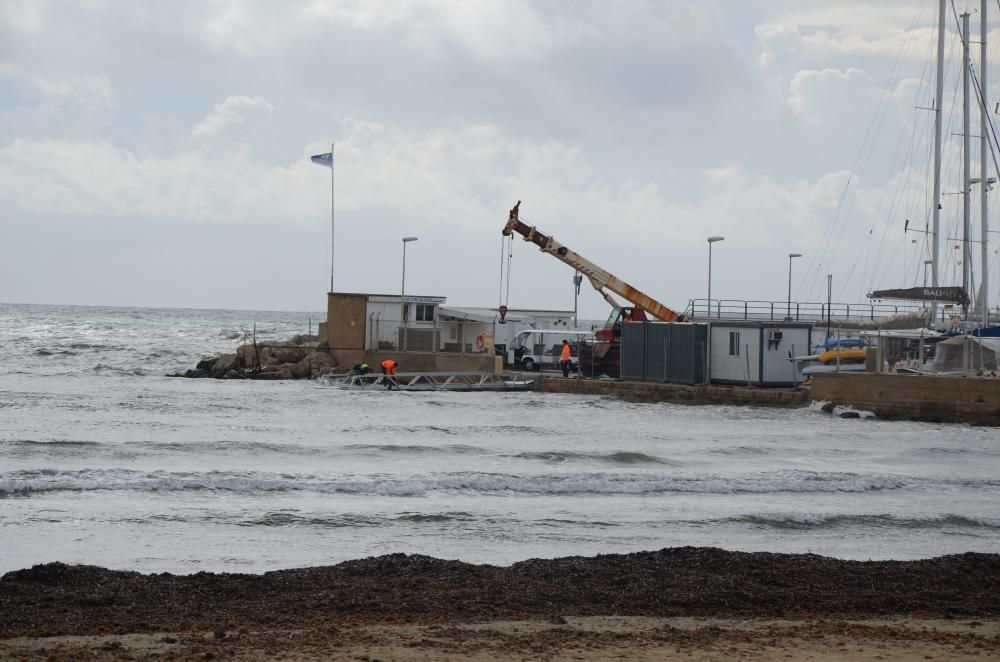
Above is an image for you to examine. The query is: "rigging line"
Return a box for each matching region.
[855,110,919,296]
[867,14,939,294]
[860,63,935,296]
[870,97,931,283]
[797,0,929,300]
[807,0,930,302]
[969,62,1000,183]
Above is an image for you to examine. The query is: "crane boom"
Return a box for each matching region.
[502,201,686,322]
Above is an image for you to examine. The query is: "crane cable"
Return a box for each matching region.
[497,232,514,310]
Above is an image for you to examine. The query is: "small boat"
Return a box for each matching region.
[818,348,867,364]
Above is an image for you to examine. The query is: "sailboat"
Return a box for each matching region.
[868,0,997,345]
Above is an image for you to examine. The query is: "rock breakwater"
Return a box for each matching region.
[173,334,341,380]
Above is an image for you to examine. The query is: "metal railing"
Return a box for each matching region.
[686,299,940,323]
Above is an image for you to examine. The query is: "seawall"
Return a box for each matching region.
[536,376,809,407]
[811,372,1000,426]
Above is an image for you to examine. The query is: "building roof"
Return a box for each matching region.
[333,291,447,304]
[438,306,574,323]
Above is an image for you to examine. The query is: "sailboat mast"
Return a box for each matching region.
[981,0,990,327]
[931,0,946,324]
[963,11,972,319]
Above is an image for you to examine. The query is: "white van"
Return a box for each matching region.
[507,329,595,371]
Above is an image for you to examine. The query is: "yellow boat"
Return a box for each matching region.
[818,349,868,364]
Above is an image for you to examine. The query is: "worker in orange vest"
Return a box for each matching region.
[380,358,398,390]
[559,339,572,378]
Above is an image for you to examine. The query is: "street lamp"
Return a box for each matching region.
[786,253,802,320]
[706,236,725,384]
[400,236,418,351]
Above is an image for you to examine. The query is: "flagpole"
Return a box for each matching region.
[330,143,337,294]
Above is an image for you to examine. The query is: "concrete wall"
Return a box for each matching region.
[811,372,1000,425]
[537,376,808,407]
[327,293,367,350]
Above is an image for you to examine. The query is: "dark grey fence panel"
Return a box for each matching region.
[665,324,705,384]
[620,323,705,385]
[621,323,645,380]
[643,322,671,381]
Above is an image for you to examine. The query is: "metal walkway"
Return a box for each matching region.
[332,371,536,392]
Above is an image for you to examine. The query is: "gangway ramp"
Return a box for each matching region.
[332,371,536,392]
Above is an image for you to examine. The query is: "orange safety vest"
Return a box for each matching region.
[381,359,397,374]
[560,343,572,362]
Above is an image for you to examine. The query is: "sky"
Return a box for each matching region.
[3,0,1000,317]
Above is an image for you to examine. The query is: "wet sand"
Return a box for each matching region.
[2,548,998,660]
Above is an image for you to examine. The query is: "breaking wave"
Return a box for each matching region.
[0,468,949,499]
[511,450,671,465]
[731,512,1000,530]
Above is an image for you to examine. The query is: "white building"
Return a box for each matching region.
[437,306,575,355]
[709,321,812,386]
[357,294,575,355]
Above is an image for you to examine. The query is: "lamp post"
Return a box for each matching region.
[786,253,802,320]
[400,236,418,351]
[706,236,725,384]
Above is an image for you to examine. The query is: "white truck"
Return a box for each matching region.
[507,329,595,371]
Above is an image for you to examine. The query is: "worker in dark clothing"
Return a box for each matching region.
[351,363,370,375]
[559,339,572,378]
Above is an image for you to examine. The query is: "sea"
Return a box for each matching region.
[1,303,998,575]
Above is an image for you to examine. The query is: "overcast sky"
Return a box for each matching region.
[3,1,998,317]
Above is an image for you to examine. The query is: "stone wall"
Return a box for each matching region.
[537,377,809,407]
[811,372,1000,425]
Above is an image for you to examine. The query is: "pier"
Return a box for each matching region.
[334,371,535,392]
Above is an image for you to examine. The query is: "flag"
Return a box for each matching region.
[310,152,333,168]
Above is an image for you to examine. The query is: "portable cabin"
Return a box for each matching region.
[709,321,812,386]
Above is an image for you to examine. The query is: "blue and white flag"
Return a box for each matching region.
[310,152,333,168]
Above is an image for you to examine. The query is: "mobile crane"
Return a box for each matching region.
[502,201,688,376]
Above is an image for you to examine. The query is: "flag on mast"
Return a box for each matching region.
[310,144,335,294]
[310,152,333,168]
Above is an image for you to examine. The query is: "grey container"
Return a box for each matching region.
[622,322,705,384]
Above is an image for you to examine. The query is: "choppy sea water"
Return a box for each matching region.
[1,303,998,574]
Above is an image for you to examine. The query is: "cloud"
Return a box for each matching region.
[787,67,870,123]
[192,96,274,137]
[0,64,112,109]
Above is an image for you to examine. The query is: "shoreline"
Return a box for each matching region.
[3,547,998,659]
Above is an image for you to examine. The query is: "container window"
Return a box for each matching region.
[729,331,740,356]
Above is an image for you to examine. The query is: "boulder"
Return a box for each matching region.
[270,345,308,364]
[196,357,217,372]
[212,353,239,378]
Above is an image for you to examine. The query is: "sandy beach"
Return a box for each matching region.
[2,548,997,660]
